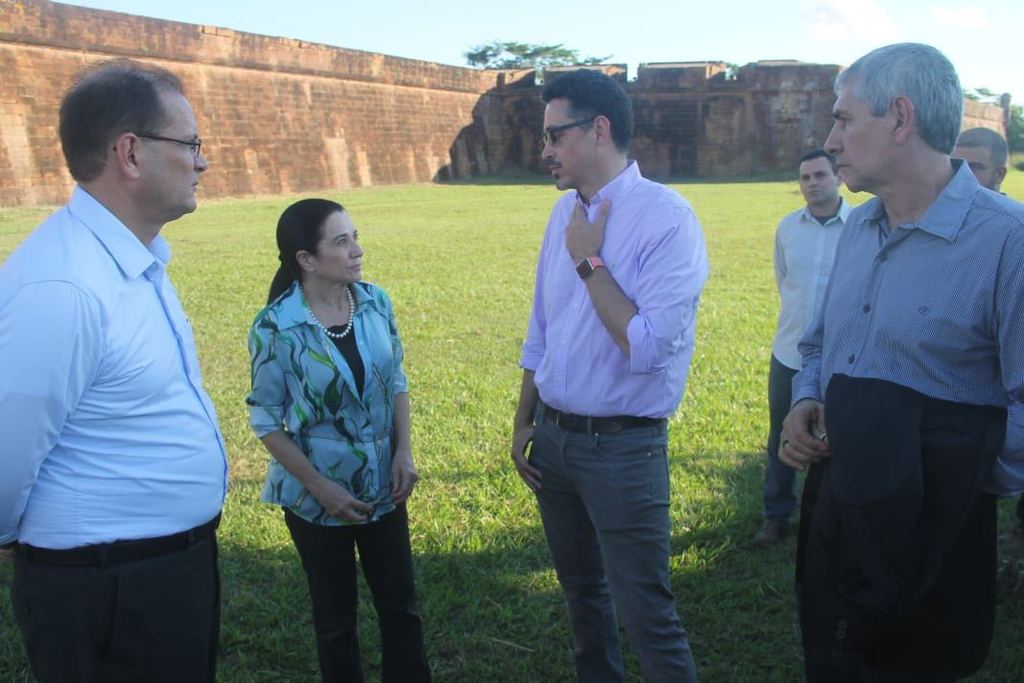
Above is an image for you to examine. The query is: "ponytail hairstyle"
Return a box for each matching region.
[267,198,345,304]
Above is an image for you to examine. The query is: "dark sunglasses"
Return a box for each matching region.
[542,117,596,146]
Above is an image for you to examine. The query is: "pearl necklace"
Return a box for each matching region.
[302,284,355,340]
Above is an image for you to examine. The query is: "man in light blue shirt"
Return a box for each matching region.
[780,43,1024,681]
[0,60,227,682]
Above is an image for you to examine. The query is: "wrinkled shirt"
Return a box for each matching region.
[772,200,851,369]
[0,187,228,548]
[247,280,407,524]
[521,162,709,418]
[794,161,1024,495]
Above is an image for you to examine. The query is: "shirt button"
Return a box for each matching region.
[862,303,871,313]
[847,355,855,364]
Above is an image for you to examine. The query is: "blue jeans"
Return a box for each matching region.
[764,354,798,523]
[530,414,698,682]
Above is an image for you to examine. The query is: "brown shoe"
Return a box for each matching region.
[752,520,789,546]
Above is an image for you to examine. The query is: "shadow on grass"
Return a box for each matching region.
[3,453,1020,682]
[214,519,571,683]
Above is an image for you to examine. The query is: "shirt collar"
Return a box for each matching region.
[914,159,978,242]
[67,186,170,279]
[578,159,641,207]
[837,197,853,223]
[865,159,978,242]
[800,197,852,225]
[273,280,379,331]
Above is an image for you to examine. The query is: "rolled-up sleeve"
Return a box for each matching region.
[626,204,708,375]
[246,315,287,437]
[520,216,556,372]
[0,281,102,544]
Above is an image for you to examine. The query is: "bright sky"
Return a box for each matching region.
[62,0,1023,106]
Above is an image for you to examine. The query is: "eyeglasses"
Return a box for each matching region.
[136,133,203,157]
[542,117,596,146]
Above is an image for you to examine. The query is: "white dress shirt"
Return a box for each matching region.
[771,199,851,370]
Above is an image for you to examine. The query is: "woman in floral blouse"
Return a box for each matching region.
[247,198,430,682]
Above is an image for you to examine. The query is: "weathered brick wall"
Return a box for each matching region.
[0,0,1010,206]
[963,98,1008,135]
[480,60,1009,181]
[0,0,503,206]
[478,61,842,180]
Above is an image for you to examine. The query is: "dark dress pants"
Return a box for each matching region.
[284,503,431,683]
[11,532,220,683]
[797,376,1003,682]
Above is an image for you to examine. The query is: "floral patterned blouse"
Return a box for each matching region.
[247,280,408,525]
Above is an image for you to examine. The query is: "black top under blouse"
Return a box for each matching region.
[328,326,364,397]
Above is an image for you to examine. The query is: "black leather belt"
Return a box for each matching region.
[543,405,665,434]
[18,514,221,566]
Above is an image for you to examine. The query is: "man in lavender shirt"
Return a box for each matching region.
[510,69,708,682]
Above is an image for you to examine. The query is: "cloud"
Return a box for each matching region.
[931,6,988,30]
[801,0,899,44]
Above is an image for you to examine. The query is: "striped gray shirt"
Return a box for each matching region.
[794,161,1024,411]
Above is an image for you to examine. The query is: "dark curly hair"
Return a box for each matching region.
[541,69,634,152]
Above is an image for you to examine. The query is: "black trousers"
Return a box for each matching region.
[10,530,220,683]
[797,376,1004,682]
[284,504,431,683]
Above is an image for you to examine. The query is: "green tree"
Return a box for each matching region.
[463,41,610,70]
[964,86,999,101]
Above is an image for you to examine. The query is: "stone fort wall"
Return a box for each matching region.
[0,0,1009,207]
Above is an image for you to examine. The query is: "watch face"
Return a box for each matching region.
[576,258,594,279]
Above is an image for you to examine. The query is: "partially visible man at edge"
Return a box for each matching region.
[954,127,1024,552]
[0,59,227,682]
[954,126,1008,193]
[780,43,1024,681]
[510,68,708,682]
[754,148,850,546]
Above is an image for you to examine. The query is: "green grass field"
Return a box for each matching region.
[1,171,1023,681]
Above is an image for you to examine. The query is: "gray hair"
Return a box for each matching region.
[836,43,962,154]
[956,127,1009,169]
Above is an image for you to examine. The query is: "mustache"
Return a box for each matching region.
[546,161,562,169]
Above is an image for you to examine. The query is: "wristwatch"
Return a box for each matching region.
[575,256,605,280]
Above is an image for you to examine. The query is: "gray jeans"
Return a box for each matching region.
[530,414,698,682]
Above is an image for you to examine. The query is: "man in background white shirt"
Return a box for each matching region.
[754,149,850,546]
